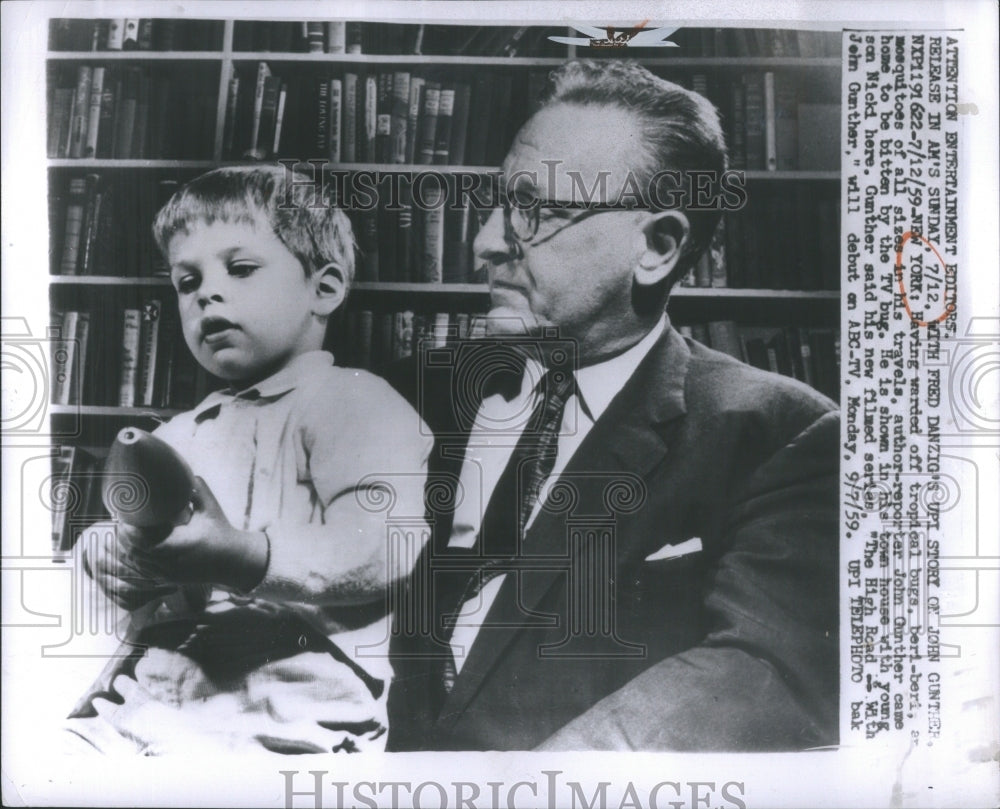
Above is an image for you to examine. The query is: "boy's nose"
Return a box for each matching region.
[196,272,226,306]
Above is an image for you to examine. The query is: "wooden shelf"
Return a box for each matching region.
[50,405,181,418]
[231,53,568,66]
[48,159,218,169]
[47,51,224,61]
[51,276,171,286]
[743,170,839,181]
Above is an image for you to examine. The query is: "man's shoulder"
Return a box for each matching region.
[678,337,837,436]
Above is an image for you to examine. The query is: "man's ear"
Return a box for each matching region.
[634,210,690,286]
[311,262,347,316]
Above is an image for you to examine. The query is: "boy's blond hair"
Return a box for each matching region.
[153,165,355,286]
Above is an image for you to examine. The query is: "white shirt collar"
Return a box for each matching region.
[574,315,667,421]
[519,315,667,422]
[191,350,335,421]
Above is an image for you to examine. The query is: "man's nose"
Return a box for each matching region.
[473,208,516,265]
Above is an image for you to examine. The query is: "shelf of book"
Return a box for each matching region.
[47,18,844,449]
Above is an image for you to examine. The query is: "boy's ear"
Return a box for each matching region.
[633,210,690,287]
[311,262,347,317]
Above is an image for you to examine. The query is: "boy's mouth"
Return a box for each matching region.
[201,316,239,342]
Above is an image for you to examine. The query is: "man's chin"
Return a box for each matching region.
[484,304,540,337]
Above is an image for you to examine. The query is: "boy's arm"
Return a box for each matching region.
[251,373,433,606]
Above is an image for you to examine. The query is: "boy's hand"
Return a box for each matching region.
[83,523,178,611]
[128,476,269,594]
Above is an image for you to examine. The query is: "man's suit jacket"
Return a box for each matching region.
[384,326,839,751]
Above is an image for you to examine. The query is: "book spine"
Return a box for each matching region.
[314,77,329,156]
[357,210,379,281]
[68,65,92,158]
[305,22,325,53]
[50,446,77,553]
[729,82,746,170]
[76,174,102,275]
[797,327,815,388]
[49,88,75,158]
[449,83,471,165]
[420,184,445,283]
[404,76,424,164]
[222,75,240,158]
[118,308,141,407]
[154,311,179,408]
[328,78,342,162]
[137,19,153,50]
[69,312,90,405]
[272,86,287,154]
[326,22,346,54]
[138,300,161,406]
[363,74,378,162]
[95,72,116,158]
[58,178,88,275]
[432,86,455,165]
[53,311,79,405]
[774,73,799,171]
[106,19,125,50]
[346,22,363,54]
[132,70,150,159]
[393,311,414,361]
[416,82,440,164]
[743,73,765,171]
[763,71,777,171]
[465,74,492,166]
[397,179,414,281]
[249,62,271,156]
[122,19,140,50]
[390,71,410,164]
[113,67,138,159]
[376,72,392,162]
[83,66,104,158]
[343,72,358,162]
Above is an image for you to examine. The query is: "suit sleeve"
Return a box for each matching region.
[537,410,840,751]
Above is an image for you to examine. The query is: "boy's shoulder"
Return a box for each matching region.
[293,363,429,437]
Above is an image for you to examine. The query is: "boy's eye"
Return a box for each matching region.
[174,275,199,294]
[228,262,259,277]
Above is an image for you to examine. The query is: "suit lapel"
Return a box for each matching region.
[437,327,692,728]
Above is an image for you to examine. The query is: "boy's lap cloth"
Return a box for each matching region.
[64,600,389,755]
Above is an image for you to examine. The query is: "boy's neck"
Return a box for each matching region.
[226,350,330,395]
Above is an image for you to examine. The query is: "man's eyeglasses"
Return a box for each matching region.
[476,192,647,248]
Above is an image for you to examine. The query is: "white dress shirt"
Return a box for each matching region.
[448,317,667,671]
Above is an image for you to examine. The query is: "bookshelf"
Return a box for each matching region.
[47,18,843,543]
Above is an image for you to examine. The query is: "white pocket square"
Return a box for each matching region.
[644,537,703,562]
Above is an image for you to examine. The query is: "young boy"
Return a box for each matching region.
[68,165,431,755]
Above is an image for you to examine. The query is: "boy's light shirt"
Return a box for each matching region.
[153,349,433,680]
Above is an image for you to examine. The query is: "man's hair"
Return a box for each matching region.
[543,60,728,281]
[153,164,356,286]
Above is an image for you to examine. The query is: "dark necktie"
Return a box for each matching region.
[438,366,576,694]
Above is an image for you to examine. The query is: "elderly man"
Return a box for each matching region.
[385,60,839,751]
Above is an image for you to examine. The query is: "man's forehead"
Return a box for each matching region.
[502,103,645,197]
